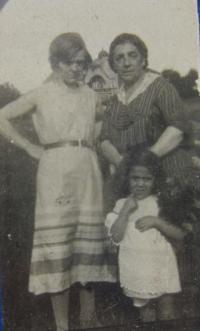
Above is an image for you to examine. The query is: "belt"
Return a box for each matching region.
[44,140,93,150]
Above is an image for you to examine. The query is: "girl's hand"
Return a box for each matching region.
[122,195,138,214]
[26,144,44,160]
[135,216,159,232]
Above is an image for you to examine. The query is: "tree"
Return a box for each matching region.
[0,83,37,330]
[162,69,199,98]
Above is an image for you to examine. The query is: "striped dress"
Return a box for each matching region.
[100,72,196,188]
[28,81,115,295]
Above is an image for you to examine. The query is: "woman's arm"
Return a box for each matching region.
[135,216,187,241]
[99,99,123,166]
[150,79,189,157]
[149,126,183,157]
[95,92,104,122]
[0,92,44,159]
[101,140,123,167]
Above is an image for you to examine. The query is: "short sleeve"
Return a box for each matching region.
[155,79,189,133]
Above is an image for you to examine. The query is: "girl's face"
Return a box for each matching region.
[57,49,86,86]
[129,166,154,200]
[112,42,145,86]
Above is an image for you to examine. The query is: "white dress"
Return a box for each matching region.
[25,81,115,295]
[105,195,181,302]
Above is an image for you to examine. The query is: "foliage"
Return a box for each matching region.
[0,83,37,329]
[162,69,199,99]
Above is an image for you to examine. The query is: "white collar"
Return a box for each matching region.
[117,71,160,105]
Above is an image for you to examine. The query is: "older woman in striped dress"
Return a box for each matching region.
[100,33,196,211]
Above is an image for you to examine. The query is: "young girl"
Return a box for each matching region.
[105,150,187,321]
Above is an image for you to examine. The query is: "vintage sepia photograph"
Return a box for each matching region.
[0,0,200,330]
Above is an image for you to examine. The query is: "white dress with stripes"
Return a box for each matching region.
[29,81,115,294]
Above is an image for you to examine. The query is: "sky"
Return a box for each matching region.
[0,0,199,92]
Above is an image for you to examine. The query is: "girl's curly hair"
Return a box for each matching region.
[113,145,163,198]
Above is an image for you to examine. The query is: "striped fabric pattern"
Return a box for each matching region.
[29,145,116,295]
[100,75,197,188]
[31,220,111,275]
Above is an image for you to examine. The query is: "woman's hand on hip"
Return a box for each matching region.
[26,143,44,160]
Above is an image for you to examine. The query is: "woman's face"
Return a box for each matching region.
[112,42,145,86]
[57,49,86,86]
[129,166,154,200]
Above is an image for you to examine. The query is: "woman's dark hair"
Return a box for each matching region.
[109,33,148,72]
[49,32,92,70]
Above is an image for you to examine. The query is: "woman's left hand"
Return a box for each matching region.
[135,216,159,232]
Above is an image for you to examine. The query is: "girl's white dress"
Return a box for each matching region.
[105,195,181,301]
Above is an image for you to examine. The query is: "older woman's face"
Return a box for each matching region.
[112,42,145,85]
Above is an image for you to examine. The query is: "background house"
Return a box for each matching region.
[86,50,118,105]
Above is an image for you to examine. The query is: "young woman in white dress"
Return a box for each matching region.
[0,33,115,331]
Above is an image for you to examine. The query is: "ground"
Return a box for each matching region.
[3,281,200,331]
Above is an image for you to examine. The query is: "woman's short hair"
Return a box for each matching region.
[49,33,92,70]
[109,33,148,72]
